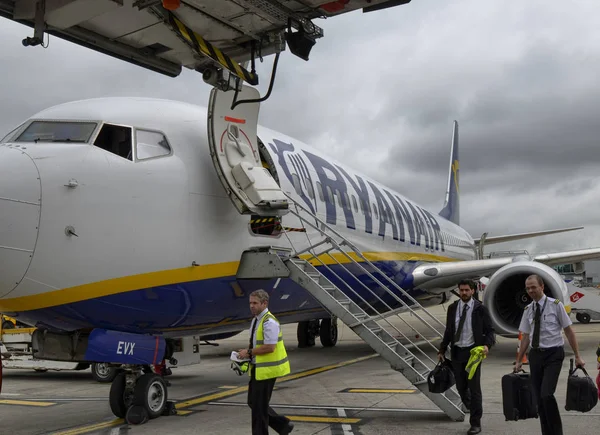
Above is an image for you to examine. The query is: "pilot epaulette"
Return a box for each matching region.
[553,299,560,304]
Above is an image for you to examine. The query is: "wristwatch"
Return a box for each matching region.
[248,348,253,358]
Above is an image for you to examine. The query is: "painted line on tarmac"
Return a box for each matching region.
[49,353,379,435]
[332,407,357,435]
[339,388,418,394]
[209,401,443,414]
[50,419,124,435]
[288,415,361,424]
[0,399,57,407]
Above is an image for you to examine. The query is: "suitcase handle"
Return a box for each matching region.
[569,358,590,377]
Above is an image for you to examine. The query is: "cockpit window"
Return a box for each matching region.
[14,121,97,143]
[135,129,171,160]
[1,122,26,143]
[93,123,133,161]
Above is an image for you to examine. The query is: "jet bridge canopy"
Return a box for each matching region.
[1,1,413,86]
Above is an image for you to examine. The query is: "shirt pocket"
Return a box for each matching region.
[544,311,560,326]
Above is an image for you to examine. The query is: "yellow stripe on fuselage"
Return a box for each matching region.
[0,251,458,312]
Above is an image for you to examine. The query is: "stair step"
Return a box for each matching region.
[284,254,465,422]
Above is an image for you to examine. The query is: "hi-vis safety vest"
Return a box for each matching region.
[251,312,290,381]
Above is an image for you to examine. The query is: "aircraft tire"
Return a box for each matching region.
[297,321,316,348]
[109,372,129,418]
[319,318,338,347]
[578,313,591,324]
[92,362,119,383]
[133,373,168,419]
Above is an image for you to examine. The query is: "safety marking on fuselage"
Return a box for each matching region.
[49,354,379,434]
[0,398,57,407]
[339,388,418,394]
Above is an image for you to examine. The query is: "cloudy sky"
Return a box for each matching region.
[2,0,600,272]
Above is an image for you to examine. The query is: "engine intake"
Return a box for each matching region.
[482,260,568,337]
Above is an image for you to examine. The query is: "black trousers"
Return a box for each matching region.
[529,346,565,435]
[451,346,483,427]
[247,366,290,435]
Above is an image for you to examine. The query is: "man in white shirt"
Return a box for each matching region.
[438,279,495,435]
[515,274,585,435]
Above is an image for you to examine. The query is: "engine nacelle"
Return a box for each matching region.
[482,260,569,337]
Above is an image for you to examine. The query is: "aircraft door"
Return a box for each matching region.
[208,84,289,216]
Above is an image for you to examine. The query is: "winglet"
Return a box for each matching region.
[438,120,459,225]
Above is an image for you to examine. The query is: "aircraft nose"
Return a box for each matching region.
[0,145,41,298]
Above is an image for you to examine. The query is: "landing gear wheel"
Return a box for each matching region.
[132,373,168,419]
[297,320,317,348]
[126,404,149,425]
[577,313,591,324]
[92,362,119,383]
[109,372,130,418]
[319,318,338,347]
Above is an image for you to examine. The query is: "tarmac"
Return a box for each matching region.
[1,303,599,435]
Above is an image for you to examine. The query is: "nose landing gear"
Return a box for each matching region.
[109,365,176,425]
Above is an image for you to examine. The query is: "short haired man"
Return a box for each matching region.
[515,275,585,435]
[438,279,495,435]
[237,290,294,435]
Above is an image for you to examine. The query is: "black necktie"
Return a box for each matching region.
[249,317,258,350]
[454,303,468,343]
[532,303,541,349]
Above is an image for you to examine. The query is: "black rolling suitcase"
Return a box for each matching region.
[502,370,538,421]
[565,358,598,412]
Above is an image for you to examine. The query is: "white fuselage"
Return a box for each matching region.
[0,98,474,338]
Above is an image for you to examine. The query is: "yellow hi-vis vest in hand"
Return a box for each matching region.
[250,312,291,381]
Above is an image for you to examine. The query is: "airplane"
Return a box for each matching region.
[2,82,600,423]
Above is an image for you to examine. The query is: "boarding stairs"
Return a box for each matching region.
[237,198,465,421]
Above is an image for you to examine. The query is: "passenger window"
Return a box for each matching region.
[94,123,133,160]
[306,181,315,199]
[326,186,334,204]
[336,190,343,208]
[359,199,365,215]
[136,129,171,160]
[372,203,379,219]
[316,181,324,201]
[291,173,302,195]
[351,195,358,212]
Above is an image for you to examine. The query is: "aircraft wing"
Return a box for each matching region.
[411,247,600,290]
[0,0,412,86]
[474,226,584,246]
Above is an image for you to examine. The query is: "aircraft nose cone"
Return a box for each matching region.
[0,145,41,298]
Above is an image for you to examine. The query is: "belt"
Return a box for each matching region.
[531,346,563,352]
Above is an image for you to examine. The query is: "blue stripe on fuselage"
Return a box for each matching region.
[15,260,431,336]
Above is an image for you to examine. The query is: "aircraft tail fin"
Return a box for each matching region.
[438,120,460,225]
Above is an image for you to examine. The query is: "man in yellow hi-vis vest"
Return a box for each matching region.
[237,289,293,435]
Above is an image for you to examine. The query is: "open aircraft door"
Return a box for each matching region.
[208,84,289,216]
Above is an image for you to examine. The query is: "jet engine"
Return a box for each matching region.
[482,260,569,337]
